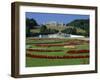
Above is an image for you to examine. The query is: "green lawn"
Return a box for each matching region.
[26,57,89,67]
[26,38,89,67]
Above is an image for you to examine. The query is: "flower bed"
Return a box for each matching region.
[35,42,81,47]
[67,50,89,54]
[26,53,89,59]
[27,49,63,52]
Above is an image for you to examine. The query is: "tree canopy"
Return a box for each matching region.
[26,18,38,29]
[40,25,59,34]
[66,19,89,37]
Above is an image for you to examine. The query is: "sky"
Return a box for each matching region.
[26,12,89,25]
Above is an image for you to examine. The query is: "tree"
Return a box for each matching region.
[66,19,89,37]
[26,27,30,37]
[26,18,38,37]
[26,18,38,29]
[40,25,47,33]
[72,28,77,34]
[40,25,59,34]
[61,28,73,34]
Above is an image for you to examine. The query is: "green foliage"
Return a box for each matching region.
[26,18,38,29]
[26,26,30,37]
[61,28,77,34]
[40,25,47,33]
[66,19,89,37]
[72,28,77,34]
[26,18,38,37]
[40,25,59,34]
[47,29,59,33]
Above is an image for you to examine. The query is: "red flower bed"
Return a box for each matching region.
[35,44,65,47]
[27,49,63,52]
[26,53,89,59]
[35,42,81,47]
[67,50,89,54]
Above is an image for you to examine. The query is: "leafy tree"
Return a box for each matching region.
[26,18,38,37]
[66,19,89,37]
[48,29,58,33]
[26,27,30,37]
[61,28,73,34]
[40,25,47,33]
[40,25,59,34]
[72,28,77,34]
[26,18,38,29]
[61,28,77,35]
